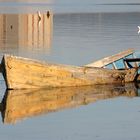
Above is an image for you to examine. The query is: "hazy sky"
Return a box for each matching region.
[0,0,140,3]
[0,0,139,13]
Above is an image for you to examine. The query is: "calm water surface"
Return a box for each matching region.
[0,12,140,65]
[0,1,140,140]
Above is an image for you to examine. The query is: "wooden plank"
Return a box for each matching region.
[112,62,117,69]
[124,58,140,62]
[124,58,140,68]
[85,49,134,67]
[132,53,139,67]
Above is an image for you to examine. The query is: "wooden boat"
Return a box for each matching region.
[1,84,138,124]
[0,54,126,89]
[0,49,139,89]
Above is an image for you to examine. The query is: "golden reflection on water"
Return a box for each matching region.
[0,83,139,124]
[0,12,53,52]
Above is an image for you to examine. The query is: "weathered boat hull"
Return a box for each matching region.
[123,68,137,82]
[1,55,126,89]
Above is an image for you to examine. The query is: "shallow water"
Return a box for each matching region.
[0,1,140,140]
[0,84,140,140]
[0,12,140,65]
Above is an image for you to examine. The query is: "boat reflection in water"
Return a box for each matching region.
[0,83,139,124]
[0,11,53,54]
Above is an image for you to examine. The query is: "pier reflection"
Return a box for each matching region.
[0,12,53,52]
[0,83,139,124]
